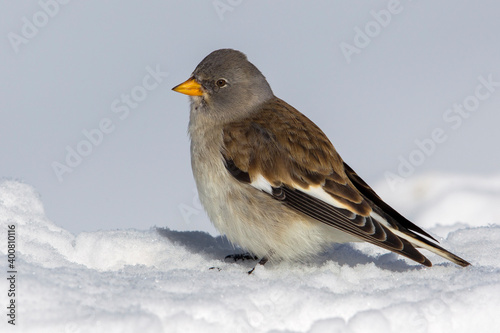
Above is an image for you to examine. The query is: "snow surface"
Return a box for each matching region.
[1,177,499,333]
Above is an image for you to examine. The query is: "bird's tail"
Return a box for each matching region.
[390,229,470,267]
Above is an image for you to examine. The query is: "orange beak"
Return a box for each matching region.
[172,77,203,96]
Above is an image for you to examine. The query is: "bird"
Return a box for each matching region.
[172,48,470,272]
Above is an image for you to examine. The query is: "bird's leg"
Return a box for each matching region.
[224,252,258,262]
[247,254,272,275]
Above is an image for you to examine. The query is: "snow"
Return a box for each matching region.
[1,177,499,333]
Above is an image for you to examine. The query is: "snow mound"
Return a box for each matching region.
[0,177,499,333]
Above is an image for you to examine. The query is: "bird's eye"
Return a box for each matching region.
[216,79,227,87]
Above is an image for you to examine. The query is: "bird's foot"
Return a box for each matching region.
[208,266,221,271]
[224,253,258,262]
[247,256,269,275]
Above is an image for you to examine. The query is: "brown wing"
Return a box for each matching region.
[222,97,434,266]
[223,97,370,216]
[343,162,438,242]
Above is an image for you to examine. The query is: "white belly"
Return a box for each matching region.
[189,127,356,262]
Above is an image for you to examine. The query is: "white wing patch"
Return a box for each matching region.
[250,174,273,194]
[370,211,391,228]
[251,177,376,222]
[251,178,362,213]
[293,184,352,211]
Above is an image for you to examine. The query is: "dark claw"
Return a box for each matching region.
[209,267,222,271]
[247,256,269,275]
[224,253,258,262]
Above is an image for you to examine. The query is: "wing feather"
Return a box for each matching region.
[221,97,470,267]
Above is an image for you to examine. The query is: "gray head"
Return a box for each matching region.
[173,49,274,122]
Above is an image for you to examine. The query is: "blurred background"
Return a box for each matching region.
[1,0,499,235]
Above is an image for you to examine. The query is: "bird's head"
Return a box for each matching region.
[172,49,274,122]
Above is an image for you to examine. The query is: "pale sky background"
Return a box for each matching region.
[1,1,499,235]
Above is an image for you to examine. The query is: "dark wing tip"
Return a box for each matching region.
[398,236,433,267]
[456,258,471,267]
[343,162,439,242]
[441,251,471,267]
